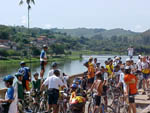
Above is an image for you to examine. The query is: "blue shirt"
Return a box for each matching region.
[18,67,30,80]
[40,50,47,61]
[7,86,14,100]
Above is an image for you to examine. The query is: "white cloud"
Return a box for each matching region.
[21,16,27,25]
[134,25,143,32]
[43,24,51,29]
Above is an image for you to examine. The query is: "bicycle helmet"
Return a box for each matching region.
[3,75,14,82]
[71,84,78,88]
[15,72,23,78]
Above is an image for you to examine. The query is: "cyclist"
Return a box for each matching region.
[18,61,31,91]
[32,72,41,91]
[70,84,86,113]
[14,73,24,100]
[40,45,48,78]
[88,72,103,113]
[100,66,109,106]
[87,57,95,89]
[14,73,25,113]
[141,56,150,94]
[0,75,16,113]
[40,70,65,113]
[124,66,137,113]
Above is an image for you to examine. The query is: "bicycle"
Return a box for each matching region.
[88,93,115,113]
[58,90,69,113]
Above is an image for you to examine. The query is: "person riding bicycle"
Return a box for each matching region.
[88,72,103,113]
[124,66,137,113]
[0,75,17,113]
[18,61,31,91]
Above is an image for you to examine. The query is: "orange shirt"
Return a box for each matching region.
[88,62,95,79]
[124,74,138,95]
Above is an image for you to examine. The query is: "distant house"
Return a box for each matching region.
[0,39,10,46]
[0,45,10,49]
[36,36,56,48]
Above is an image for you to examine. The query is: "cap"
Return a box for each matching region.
[33,72,39,76]
[43,45,48,48]
[20,61,25,65]
[126,58,131,62]
[51,62,58,67]
[15,73,23,77]
[89,57,93,60]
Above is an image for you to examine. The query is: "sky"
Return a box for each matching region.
[1,0,150,32]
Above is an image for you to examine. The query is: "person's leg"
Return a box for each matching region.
[131,103,136,113]
[53,104,58,113]
[128,104,132,113]
[40,61,45,78]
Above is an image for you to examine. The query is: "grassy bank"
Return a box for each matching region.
[0,54,81,64]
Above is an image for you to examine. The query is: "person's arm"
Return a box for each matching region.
[88,81,95,92]
[40,78,49,91]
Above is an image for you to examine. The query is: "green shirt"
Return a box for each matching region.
[17,81,24,100]
[32,79,41,90]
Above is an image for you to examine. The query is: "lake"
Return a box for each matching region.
[0,55,138,88]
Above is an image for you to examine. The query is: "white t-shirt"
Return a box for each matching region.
[136,60,142,71]
[103,72,108,81]
[114,70,122,76]
[119,72,126,91]
[141,62,149,70]
[49,69,64,81]
[128,48,134,56]
[43,75,64,90]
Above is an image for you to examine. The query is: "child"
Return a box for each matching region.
[124,66,137,113]
[15,73,24,100]
[32,72,41,91]
[0,75,16,113]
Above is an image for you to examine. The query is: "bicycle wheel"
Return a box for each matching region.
[122,105,129,113]
[88,103,94,113]
[105,106,115,113]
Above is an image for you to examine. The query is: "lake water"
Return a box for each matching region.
[0,55,138,88]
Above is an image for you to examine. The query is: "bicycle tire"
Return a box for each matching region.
[105,105,116,113]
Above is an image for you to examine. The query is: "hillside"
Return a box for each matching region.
[52,28,139,38]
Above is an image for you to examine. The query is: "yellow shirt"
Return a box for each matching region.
[106,65,113,75]
[88,62,95,79]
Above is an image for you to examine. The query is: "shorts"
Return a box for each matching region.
[128,94,135,103]
[94,95,101,106]
[40,61,45,70]
[102,85,107,96]
[88,77,94,84]
[23,80,30,91]
[47,89,59,105]
[143,73,149,80]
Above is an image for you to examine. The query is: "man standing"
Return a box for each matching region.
[40,70,65,113]
[127,46,134,59]
[40,45,48,78]
[18,61,31,91]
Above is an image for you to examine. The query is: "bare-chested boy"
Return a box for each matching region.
[88,72,103,113]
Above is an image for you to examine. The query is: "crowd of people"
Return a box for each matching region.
[0,45,150,113]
